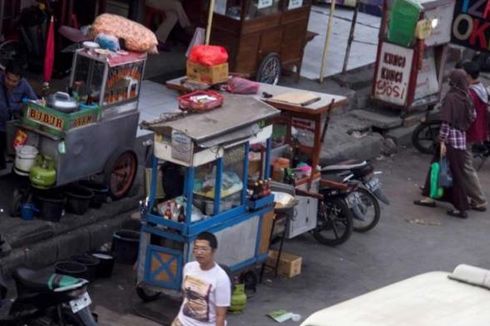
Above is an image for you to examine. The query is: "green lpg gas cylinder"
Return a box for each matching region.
[30,155,57,189]
[387,0,422,47]
[229,283,247,313]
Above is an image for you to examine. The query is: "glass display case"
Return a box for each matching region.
[69,49,146,109]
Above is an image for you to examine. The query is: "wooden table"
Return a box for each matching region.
[165,77,348,186]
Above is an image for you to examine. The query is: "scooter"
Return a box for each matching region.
[0,267,97,325]
[322,160,390,233]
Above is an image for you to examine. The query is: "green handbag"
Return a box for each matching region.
[429,162,444,199]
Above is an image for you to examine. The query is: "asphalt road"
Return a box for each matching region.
[84,147,490,325]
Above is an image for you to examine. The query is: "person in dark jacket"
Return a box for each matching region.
[414,69,476,219]
[0,62,37,170]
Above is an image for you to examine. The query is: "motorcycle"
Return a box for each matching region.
[296,177,356,246]
[322,160,390,233]
[0,267,97,325]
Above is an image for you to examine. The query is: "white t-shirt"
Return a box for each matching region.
[177,261,231,326]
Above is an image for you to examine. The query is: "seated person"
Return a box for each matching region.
[0,61,37,170]
[145,0,193,51]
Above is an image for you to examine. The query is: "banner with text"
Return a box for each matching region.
[373,42,414,106]
[451,0,490,51]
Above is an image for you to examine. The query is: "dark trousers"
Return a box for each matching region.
[422,145,469,212]
[0,131,6,170]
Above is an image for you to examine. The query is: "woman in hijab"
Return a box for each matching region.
[414,69,476,218]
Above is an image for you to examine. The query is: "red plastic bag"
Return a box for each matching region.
[226,77,259,94]
[189,45,228,66]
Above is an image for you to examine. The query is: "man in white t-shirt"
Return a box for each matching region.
[172,232,231,326]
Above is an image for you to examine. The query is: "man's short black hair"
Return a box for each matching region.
[463,61,480,80]
[5,61,24,78]
[196,232,218,250]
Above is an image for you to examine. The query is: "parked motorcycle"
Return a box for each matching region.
[0,267,97,325]
[296,177,355,246]
[322,160,389,233]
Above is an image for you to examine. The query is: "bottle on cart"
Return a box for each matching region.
[252,181,259,200]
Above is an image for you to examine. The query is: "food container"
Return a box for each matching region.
[178,90,224,112]
[47,92,79,113]
[14,145,39,176]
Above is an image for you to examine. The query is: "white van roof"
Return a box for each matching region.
[301,264,490,326]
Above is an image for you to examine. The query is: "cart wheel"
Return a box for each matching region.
[10,188,24,217]
[104,150,138,200]
[256,53,281,85]
[136,285,162,302]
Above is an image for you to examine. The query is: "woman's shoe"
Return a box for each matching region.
[447,209,468,219]
[413,199,436,208]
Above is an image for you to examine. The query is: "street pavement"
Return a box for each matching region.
[84,147,490,325]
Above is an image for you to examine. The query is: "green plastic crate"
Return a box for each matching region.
[22,101,101,137]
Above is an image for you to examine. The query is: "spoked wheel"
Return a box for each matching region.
[313,198,353,246]
[351,188,381,233]
[104,150,138,200]
[411,120,442,155]
[256,53,281,85]
[136,285,162,302]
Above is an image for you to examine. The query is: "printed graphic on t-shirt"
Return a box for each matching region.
[182,274,212,322]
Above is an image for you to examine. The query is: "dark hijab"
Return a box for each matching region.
[440,69,474,131]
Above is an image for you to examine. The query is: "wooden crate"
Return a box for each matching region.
[266,250,302,278]
[186,61,228,84]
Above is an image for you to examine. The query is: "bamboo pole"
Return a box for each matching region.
[319,0,336,83]
[342,1,359,73]
[205,0,216,45]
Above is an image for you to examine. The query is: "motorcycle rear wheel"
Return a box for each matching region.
[411,120,441,155]
[352,188,381,233]
[313,198,353,246]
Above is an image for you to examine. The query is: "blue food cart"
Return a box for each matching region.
[136,93,279,298]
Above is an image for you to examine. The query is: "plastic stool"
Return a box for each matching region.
[144,6,167,29]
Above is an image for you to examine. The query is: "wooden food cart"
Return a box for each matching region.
[207,0,313,83]
[136,93,280,298]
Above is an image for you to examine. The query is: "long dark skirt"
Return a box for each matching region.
[422,145,469,212]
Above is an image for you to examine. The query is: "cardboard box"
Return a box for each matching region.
[186,60,228,84]
[266,250,302,278]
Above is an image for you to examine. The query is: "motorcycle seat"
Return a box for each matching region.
[322,160,367,173]
[13,268,52,294]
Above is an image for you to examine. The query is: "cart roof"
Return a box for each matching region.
[146,93,279,143]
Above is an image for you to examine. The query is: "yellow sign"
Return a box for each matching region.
[27,107,64,130]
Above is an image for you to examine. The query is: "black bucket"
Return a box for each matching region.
[66,186,94,215]
[91,251,115,278]
[55,261,88,280]
[112,230,140,265]
[36,191,65,222]
[71,254,100,282]
[78,180,109,208]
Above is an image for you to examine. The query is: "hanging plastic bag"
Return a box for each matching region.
[438,156,453,188]
[189,45,228,66]
[429,162,444,199]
